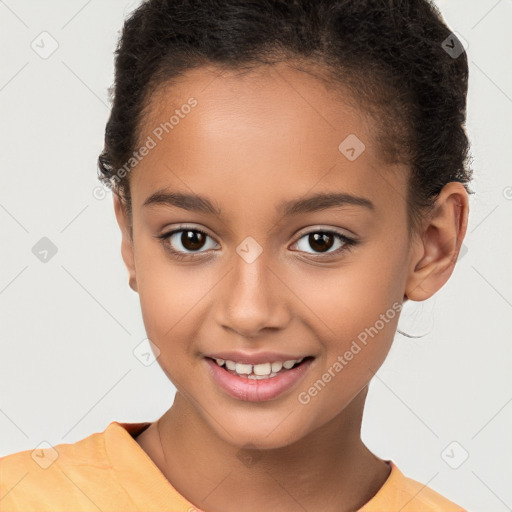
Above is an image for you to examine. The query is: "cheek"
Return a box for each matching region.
[291,239,406,381]
[293,265,401,426]
[134,240,206,362]
[293,249,404,341]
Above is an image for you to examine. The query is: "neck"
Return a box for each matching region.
[151,386,390,512]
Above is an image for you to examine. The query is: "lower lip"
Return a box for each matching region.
[205,357,314,402]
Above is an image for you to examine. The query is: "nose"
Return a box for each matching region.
[215,253,291,338]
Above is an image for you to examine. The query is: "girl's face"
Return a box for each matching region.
[117,63,416,449]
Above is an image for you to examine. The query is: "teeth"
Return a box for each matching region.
[214,357,305,378]
[253,362,271,376]
[247,372,278,379]
[235,362,252,375]
[271,361,283,372]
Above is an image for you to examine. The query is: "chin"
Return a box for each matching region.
[211,417,308,451]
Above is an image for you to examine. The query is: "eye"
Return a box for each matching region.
[156,226,219,260]
[155,225,358,261]
[291,229,358,256]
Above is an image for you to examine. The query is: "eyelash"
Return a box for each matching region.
[155,226,359,261]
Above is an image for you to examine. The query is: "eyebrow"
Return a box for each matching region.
[143,189,222,215]
[278,192,375,216]
[143,189,375,216]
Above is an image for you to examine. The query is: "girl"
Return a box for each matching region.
[1,0,472,510]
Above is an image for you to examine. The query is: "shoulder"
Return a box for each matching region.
[0,422,128,511]
[361,461,467,512]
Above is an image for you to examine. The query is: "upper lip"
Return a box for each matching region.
[204,351,313,365]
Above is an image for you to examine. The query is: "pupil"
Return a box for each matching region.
[182,230,205,251]
[309,233,334,252]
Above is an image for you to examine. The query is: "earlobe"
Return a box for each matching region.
[113,193,138,293]
[129,276,138,293]
[405,182,469,302]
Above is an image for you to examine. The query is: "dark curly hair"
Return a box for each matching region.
[97,0,474,239]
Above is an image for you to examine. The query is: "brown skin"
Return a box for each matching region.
[113,63,469,512]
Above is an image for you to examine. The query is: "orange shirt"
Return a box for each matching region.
[0,421,466,511]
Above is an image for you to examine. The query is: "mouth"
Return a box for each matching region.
[204,355,315,402]
[207,355,315,379]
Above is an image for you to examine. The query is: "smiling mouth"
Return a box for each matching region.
[206,356,315,380]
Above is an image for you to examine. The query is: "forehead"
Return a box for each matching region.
[131,63,407,218]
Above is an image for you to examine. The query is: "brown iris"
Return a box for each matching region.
[308,232,335,253]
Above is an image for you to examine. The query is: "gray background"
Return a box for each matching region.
[1,1,511,511]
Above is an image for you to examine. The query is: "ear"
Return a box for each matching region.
[113,193,138,293]
[405,181,469,301]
